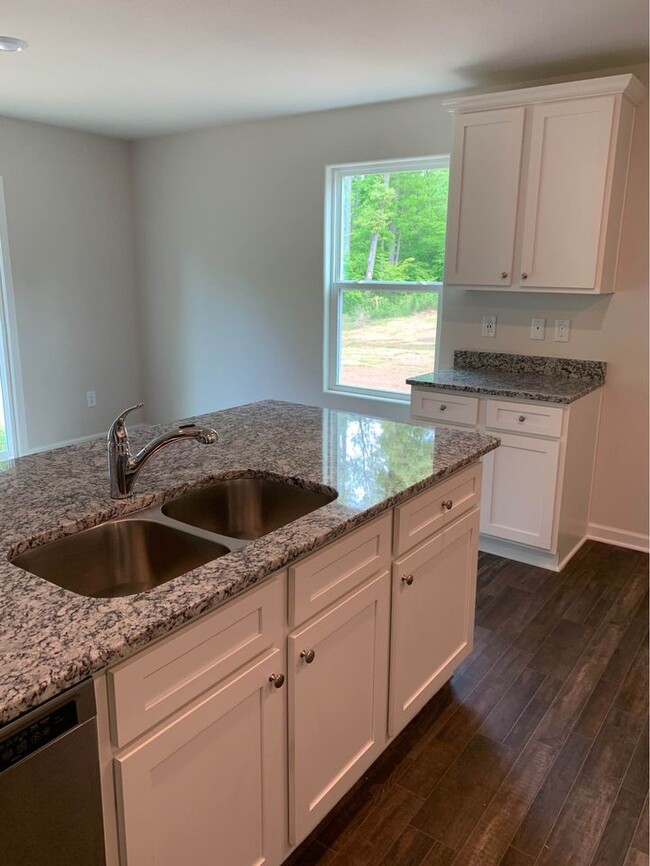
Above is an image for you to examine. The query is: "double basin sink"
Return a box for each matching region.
[12,478,336,599]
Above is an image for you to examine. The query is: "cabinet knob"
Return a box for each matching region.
[441,499,453,511]
[439,404,447,411]
[300,649,316,664]
[402,574,414,586]
[268,673,285,689]
[521,272,528,280]
[518,415,526,423]
[500,272,508,279]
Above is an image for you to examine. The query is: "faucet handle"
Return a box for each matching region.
[108,403,144,445]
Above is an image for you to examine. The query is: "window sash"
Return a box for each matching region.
[325,156,448,402]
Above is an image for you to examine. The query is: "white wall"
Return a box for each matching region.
[0,116,142,451]
[133,64,649,546]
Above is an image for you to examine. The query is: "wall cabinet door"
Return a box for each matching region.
[480,433,560,549]
[114,648,286,866]
[288,572,390,845]
[519,96,617,289]
[389,508,479,737]
[445,107,525,286]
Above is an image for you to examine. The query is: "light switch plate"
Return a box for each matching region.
[530,318,545,340]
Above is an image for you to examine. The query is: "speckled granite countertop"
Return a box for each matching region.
[407,350,606,405]
[0,400,498,726]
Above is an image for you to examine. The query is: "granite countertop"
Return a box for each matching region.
[407,351,606,405]
[0,400,498,726]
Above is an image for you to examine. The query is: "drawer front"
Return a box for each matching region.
[108,573,284,747]
[393,463,482,556]
[486,399,564,438]
[411,389,479,426]
[289,513,392,628]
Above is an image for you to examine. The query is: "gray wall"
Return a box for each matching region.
[0,116,141,451]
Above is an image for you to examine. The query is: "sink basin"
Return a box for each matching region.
[162,477,336,540]
[12,519,230,598]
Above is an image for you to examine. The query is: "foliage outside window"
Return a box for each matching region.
[326,156,449,400]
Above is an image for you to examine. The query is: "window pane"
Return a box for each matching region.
[339,290,438,395]
[340,168,449,282]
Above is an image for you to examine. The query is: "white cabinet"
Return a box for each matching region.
[480,434,560,549]
[445,107,524,287]
[444,74,643,294]
[287,572,390,844]
[389,508,479,737]
[114,648,286,866]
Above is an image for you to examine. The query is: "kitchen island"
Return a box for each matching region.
[0,399,498,727]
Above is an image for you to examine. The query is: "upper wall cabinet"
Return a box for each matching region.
[443,74,645,294]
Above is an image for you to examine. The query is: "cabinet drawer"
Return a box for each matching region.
[108,573,284,747]
[411,389,479,426]
[394,463,482,556]
[289,513,391,628]
[486,399,564,438]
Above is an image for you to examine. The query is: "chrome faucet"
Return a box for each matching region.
[108,403,218,499]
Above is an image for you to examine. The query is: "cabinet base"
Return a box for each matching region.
[479,534,587,572]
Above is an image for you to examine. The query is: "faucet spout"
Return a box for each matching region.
[108,405,218,499]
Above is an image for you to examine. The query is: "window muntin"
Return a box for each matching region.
[326,157,449,401]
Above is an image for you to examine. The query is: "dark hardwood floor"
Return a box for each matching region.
[285,541,649,866]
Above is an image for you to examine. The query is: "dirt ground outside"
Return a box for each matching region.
[339,309,437,394]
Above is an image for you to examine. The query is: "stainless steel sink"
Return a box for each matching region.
[12,519,231,598]
[162,477,336,540]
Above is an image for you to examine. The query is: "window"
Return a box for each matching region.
[325,156,449,401]
[0,179,24,459]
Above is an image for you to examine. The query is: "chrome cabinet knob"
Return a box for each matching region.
[441,499,453,511]
[268,673,285,688]
[518,415,526,422]
[521,272,528,280]
[500,272,508,279]
[402,574,414,586]
[300,649,316,664]
[439,404,447,411]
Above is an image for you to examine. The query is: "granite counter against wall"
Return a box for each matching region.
[0,400,498,726]
[408,350,606,404]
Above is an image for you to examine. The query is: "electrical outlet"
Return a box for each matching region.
[481,315,496,338]
[554,319,570,342]
[530,318,545,340]
[86,390,97,408]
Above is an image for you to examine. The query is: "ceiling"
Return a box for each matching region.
[0,0,647,139]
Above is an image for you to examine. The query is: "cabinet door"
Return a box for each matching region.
[389,508,479,737]
[288,572,390,845]
[445,107,525,286]
[481,433,560,549]
[115,648,286,866]
[519,96,616,289]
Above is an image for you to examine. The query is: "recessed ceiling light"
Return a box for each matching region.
[0,36,28,53]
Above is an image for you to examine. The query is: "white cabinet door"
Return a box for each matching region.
[519,96,616,289]
[445,107,525,286]
[481,433,560,549]
[389,508,479,737]
[115,648,286,866]
[288,572,390,845]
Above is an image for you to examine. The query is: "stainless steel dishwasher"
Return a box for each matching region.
[0,680,106,866]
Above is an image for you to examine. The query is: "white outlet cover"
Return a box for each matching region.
[554,319,570,342]
[482,315,496,338]
[530,318,545,340]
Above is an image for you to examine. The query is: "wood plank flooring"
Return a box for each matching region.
[285,541,649,866]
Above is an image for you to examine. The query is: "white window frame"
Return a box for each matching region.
[324,155,449,403]
[0,178,27,459]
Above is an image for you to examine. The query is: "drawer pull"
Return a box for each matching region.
[401,574,414,586]
[500,271,508,279]
[521,272,528,280]
[441,500,453,511]
[268,673,285,689]
[518,415,526,423]
[300,649,316,664]
[439,404,447,411]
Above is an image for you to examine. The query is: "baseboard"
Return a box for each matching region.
[587,523,650,554]
[479,534,561,571]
